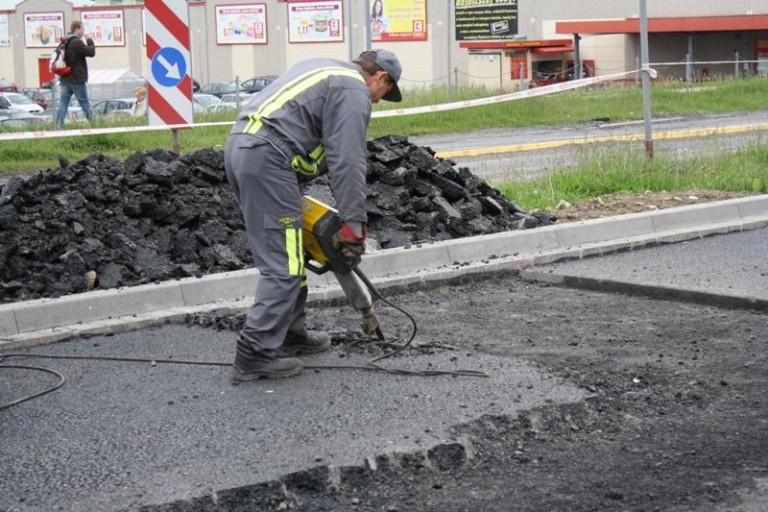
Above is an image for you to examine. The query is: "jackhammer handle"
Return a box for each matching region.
[352,267,382,300]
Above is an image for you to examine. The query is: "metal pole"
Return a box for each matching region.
[574,34,582,80]
[364,0,372,50]
[447,0,453,91]
[639,0,653,159]
[498,52,502,89]
[735,51,740,78]
[204,5,211,85]
[346,0,353,61]
[51,82,58,129]
[172,129,180,154]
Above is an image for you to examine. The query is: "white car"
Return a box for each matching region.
[213,92,252,112]
[0,92,44,114]
[91,97,137,119]
[193,93,223,113]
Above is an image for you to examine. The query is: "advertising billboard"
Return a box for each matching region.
[82,10,126,47]
[454,0,518,41]
[370,0,426,42]
[215,4,268,45]
[288,1,343,43]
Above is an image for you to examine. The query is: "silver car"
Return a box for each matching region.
[0,92,44,114]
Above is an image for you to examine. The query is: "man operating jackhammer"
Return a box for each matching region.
[224,49,404,381]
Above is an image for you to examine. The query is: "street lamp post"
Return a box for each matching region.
[639,0,654,158]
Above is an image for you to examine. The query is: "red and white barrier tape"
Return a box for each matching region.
[0,69,655,142]
[372,68,656,118]
[0,121,233,142]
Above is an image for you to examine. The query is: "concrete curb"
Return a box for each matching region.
[519,270,768,312]
[2,195,767,349]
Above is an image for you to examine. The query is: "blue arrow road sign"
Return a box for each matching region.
[151,47,186,87]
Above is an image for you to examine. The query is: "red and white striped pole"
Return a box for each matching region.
[144,0,194,151]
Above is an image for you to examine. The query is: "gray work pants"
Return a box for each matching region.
[224,133,308,353]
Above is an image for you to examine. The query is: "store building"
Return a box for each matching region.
[1,0,767,92]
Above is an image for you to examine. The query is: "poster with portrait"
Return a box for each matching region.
[288,1,343,43]
[82,10,125,47]
[215,4,267,45]
[0,14,10,47]
[369,0,426,42]
[24,12,65,48]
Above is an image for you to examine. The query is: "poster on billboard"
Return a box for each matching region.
[82,10,125,47]
[454,0,518,41]
[24,12,65,48]
[370,0,426,42]
[215,4,267,45]
[0,14,11,46]
[288,1,343,43]
[0,14,10,46]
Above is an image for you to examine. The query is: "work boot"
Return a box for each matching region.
[275,330,331,357]
[231,338,302,381]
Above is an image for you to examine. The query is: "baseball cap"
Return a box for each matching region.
[359,49,402,102]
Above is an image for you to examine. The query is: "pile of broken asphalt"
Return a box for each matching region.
[0,135,553,303]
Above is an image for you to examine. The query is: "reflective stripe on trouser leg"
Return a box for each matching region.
[285,228,304,277]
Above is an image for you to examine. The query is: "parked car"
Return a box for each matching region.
[43,104,85,125]
[42,96,88,125]
[0,95,47,126]
[20,88,53,109]
[0,78,18,92]
[0,96,25,118]
[199,81,237,98]
[0,92,44,113]
[0,95,19,113]
[193,93,222,113]
[91,97,137,119]
[211,92,252,112]
[239,75,277,95]
[0,113,46,128]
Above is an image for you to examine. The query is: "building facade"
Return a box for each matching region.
[1,0,767,92]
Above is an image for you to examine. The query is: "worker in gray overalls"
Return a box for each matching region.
[224,49,403,381]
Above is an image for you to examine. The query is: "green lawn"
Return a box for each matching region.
[2,77,767,210]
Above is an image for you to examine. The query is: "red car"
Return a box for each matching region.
[0,78,18,92]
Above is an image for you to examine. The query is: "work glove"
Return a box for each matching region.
[332,222,367,265]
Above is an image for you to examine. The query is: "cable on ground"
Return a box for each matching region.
[0,363,66,411]
[0,282,487,409]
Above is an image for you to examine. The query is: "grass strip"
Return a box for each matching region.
[2,77,768,210]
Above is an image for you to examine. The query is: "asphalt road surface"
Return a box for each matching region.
[412,109,768,183]
[2,228,767,511]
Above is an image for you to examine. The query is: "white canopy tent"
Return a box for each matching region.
[86,68,146,103]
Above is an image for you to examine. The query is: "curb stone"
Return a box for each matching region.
[2,195,767,350]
